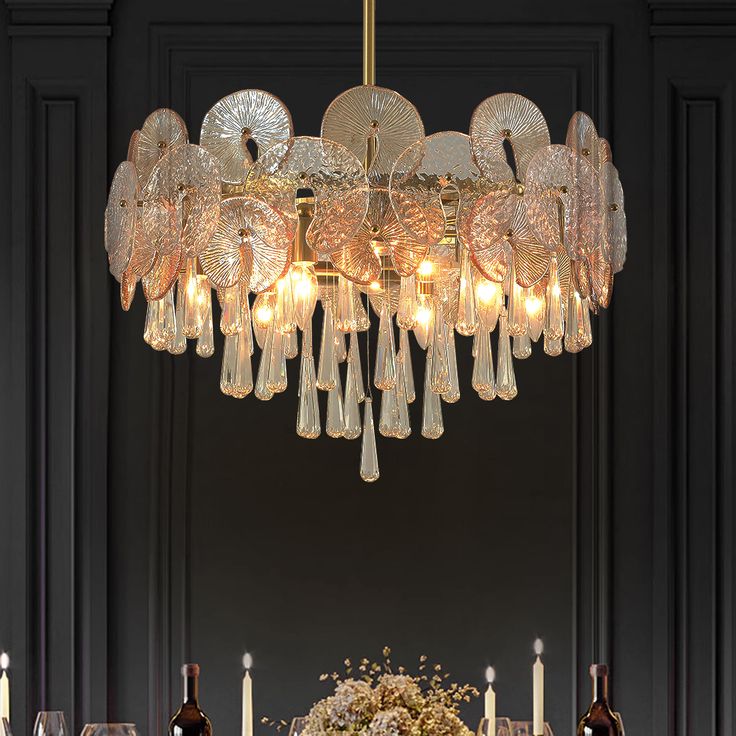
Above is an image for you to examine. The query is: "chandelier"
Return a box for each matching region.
[104,0,627,482]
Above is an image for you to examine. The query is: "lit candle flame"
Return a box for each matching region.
[242,652,253,670]
[0,653,9,670]
[534,638,544,656]
[485,666,495,684]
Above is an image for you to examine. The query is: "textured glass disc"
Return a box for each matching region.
[142,143,221,258]
[129,215,157,279]
[586,244,613,308]
[321,85,424,188]
[599,138,613,167]
[390,132,493,248]
[105,161,139,279]
[600,161,627,273]
[566,112,601,169]
[244,136,369,254]
[525,144,602,260]
[200,89,293,185]
[127,130,140,164]
[120,266,137,311]
[200,195,290,293]
[142,245,183,301]
[470,93,550,181]
[134,109,188,186]
[509,200,551,287]
[471,241,510,283]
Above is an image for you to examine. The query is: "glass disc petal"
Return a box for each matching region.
[200,195,290,292]
[120,266,137,311]
[127,130,140,164]
[390,132,492,248]
[321,85,424,188]
[105,161,139,279]
[586,244,613,308]
[142,143,221,258]
[509,200,550,287]
[525,144,602,260]
[599,138,613,167]
[244,136,369,254]
[134,108,188,186]
[142,245,183,301]
[565,111,601,169]
[471,241,510,283]
[200,89,293,185]
[130,215,157,279]
[470,93,550,181]
[600,161,627,273]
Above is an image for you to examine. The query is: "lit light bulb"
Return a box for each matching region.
[475,278,501,331]
[253,292,275,330]
[476,278,498,306]
[417,259,434,278]
[415,300,432,328]
[369,280,382,291]
[182,257,203,338]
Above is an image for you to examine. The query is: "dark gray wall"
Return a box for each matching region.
[0,2,733,736]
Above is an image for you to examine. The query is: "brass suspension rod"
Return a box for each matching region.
[363,0,376,85]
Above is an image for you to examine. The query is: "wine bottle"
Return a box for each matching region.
[576,665,622,736]
[169,664,213,736]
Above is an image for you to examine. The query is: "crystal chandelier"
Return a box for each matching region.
[104,0,627,482]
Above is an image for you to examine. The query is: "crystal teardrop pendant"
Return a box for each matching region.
[168,281,187,355]
[580,297,593,349]
[296,326,320,439]
[145,292,176,351]
[525,290,545,342]
[476,277,501,332]
[242,293,255,357]
[374,300,397,390]
[496,309,518,400]
[442,328,460,403]
[343,351,362,440]
[564,290,585,353]
[379,385,399,438]
[472,328,495,395]
[284,328,299,359]
[512,332,532,360]
[397,275,418,330]
[456,249,478,336]
[430,305,451,394]
[290,263,318,330]
[326,368,345,438]
[507,263,528,337]
[399,329,415,403]
[182,257,203,338]
[336,275,357,333]
[544,333,563,357]
[544,254,564,340]
[412,293,432,350]
[196,287,215,357]
[267,328,288,393]
[335,329,347,363]
[317,302,338,390]
[220,334,238,396]
[255,321,275,400]
[395,349,412,438]
[354,289,370,331]
[359,397,380,482]
[252,290,275,349]
[274,274,296,334]
[421,346,444,439]
[219,284,242,336]
[220,317,254,399]
[348,332,365,403]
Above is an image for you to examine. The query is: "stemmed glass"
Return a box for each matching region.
[81,725,138,736]
[1,717,12,736]
[34,712,70,736]
[288,717,307,736]
[477,716,514,736]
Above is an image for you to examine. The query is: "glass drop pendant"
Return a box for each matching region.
[168,281,187,355]
[326,368,345,438]
[284,328,299,359]
[267,328,288,393]
[242,294,255,356]
[399,329,415,403]
[496,309,518,400]
[182,257,203,338]
[354,289,370,331]
[251,291,273,349]
[512,332,532,360]
[143,298,157,347]
[456,249,478,336]
[374,300,397,391]
[348,332,365,403]
[472,328,495,396]
[442,326,460,403]
[379,386,399,438]
[274,275,296,335]
[255,321,275,400]
[343,353,362,440]
[233,318,254,397]
[196,288,215,357]
[359,397,380,482]
[335,329,347,363]
[581,297,593,349]
[545,254,565,340]
[506,261,528,337]
[421,347,444,439]
[317,302,338,390]
[146,291,176,351]
[395,349,411,439]
[526,292,545,342]
[544,332,563,357]
[296,326,320,439]
[476,278,501,332]
[430,305,451,394]
[336,275,357,332]
[219,284,242,336]
[397,275,418,330]
[565,290,585,353]
[413,296,431,350]
[220,334,238,396]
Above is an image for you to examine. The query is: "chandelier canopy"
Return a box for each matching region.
[104,0,627,482]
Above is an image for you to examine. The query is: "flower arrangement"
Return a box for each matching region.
[264,648,479,736]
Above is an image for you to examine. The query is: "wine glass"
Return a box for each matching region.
[288,717,307,736]
[33,712,69,736]
[477,716,513,736]
[81,724,138,736]
[509,724,554,736]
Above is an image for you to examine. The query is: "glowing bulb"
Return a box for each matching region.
[525,295,543,317]
[417,259,434,278]
[534,638,544,656]
[476,279,498,306]
[242,652,253,670]
[369,281,381,291]
[0,654,8,670]
[289,262,318,330]
[485,666,495,684]
[551,282,561,297]
[255,305,273,326]
[415,304,432,327]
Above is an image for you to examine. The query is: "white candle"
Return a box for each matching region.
[484,666,496,727]
[532,639,544,736]
[242,653,253,736]
[0,653,10,725]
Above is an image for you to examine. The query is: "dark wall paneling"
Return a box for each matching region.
[3,1,112,735]
[651,5,736,736]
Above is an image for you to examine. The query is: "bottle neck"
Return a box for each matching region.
[592,674,608,704]
[183,674,199,704]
